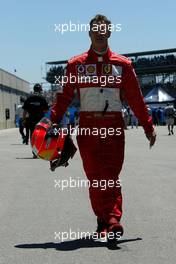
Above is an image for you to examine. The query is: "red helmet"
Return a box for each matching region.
[31,117,77,171]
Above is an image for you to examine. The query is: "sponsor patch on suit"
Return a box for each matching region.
[102,64,112,75]
[77,65,85,74]
[85,64,97,75]
[112,65,122,76]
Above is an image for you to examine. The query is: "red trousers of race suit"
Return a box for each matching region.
[77,113,125,223]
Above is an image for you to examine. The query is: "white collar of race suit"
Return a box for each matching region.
[88,46,112,62]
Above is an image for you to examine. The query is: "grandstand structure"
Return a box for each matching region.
[125,48,176,98]
[45,48,176,103]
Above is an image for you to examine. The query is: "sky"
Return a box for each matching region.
[0,0,175,86]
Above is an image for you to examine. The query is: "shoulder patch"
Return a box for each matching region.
[110,52,132,65]
[68,52,88,64]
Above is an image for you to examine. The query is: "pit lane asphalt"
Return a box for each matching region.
[0,126,175,264]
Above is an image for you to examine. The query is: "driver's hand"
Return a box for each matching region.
[145,130,156,148]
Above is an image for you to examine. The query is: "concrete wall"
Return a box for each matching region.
[0,68,30,129]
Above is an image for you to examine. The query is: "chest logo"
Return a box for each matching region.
[102,64,112,74]
[112,65,122,76]
[85,64,96,75]
[77,65,85,74]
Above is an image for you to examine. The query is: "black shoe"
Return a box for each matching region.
[96,218,107,238]
[171,130,174,135]
[32,152,38,159]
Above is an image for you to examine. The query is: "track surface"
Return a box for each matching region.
[0,127,176,264]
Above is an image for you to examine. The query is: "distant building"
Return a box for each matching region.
[0,68,29,129]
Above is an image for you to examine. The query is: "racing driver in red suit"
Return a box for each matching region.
[50,14,156,242]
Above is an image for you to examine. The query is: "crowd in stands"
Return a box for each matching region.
[132,54,176,68]
[46,66,64,83]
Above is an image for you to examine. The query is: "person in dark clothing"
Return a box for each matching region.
[164,103,176,135]
[15,96,30,145]
[156,107,162,126]
[152,108,158,126]
[23,83,49,157]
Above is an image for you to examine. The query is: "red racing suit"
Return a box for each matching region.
[51,47,154,223]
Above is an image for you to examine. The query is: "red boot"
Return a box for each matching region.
[107,217,124,244]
